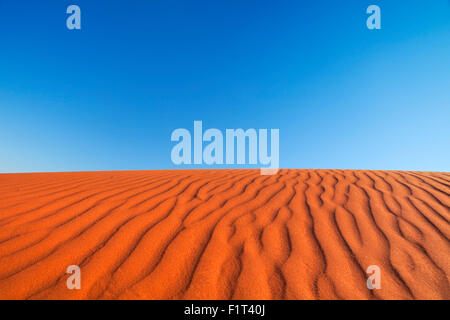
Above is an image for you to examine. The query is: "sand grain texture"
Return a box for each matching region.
[0,169,449,300]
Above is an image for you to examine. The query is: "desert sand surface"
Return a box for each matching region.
[0,169,449,300]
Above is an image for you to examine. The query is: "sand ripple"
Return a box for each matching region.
[0,169,448,299]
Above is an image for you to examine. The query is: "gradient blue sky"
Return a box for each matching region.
[1,0,449,173]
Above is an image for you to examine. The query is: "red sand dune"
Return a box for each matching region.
[0,169,449,300]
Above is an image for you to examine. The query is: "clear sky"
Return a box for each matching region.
[0,0,449,173]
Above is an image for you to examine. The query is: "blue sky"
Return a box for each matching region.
[0,0,449,173]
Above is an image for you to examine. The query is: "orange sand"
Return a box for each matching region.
[0,169,448,300]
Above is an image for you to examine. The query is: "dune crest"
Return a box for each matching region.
[0,169,449,300]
